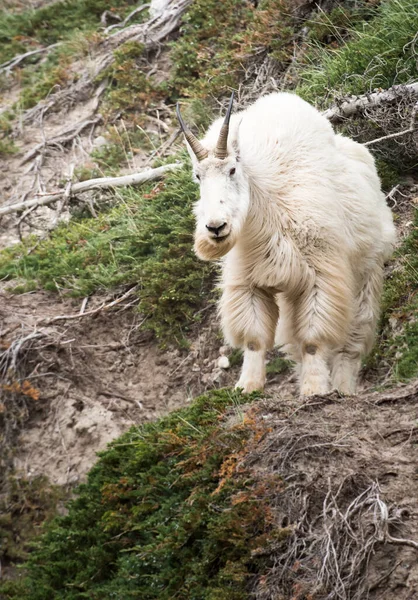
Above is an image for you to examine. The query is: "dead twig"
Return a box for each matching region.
[365,101,418,146]
[40,286,139,324]
[0,42,62,73]
[104,3,151,33]
[0,162,183,216]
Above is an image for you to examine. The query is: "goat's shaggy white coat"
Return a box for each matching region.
[186,92,396,396]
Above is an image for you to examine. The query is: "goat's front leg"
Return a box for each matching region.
[219,285,278,394]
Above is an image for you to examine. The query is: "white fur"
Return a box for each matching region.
[186,92,396,396]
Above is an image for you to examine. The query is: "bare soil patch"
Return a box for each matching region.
[250,382,418,599]
[0,287,238,485]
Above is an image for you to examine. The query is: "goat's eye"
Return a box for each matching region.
[195,173,200,181]
[229,167,236,176]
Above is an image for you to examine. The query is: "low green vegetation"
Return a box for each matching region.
[369,207,418,381]
[0,138,18,156]
[169,0,295,99]
[101,41,165,115]
[0,476,65,568]
[297,0,418,106]
[0,389,285,600]
[266,355,291,376]
[0,158,215,343]
[0,0,148,64]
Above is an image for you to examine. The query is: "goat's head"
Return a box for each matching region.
[177,93,250,261]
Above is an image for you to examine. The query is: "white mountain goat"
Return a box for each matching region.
[177,92,396,396]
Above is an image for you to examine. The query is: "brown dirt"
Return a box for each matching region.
[249,382,418,600]
[0,286,239,485]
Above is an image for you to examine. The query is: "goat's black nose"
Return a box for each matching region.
[206,222,227,236]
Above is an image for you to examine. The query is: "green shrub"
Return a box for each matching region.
[169,0,295,99]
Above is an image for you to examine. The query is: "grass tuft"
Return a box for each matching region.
[367,207,418,381]
[297,0,418,106]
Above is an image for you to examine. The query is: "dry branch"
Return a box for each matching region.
[0,42,62,73]
[104,3,151,33]
[0,162,182,216]
[323,82,418,123]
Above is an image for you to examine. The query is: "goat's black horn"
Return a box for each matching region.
[176,103,209,162]
[215,91,235,160]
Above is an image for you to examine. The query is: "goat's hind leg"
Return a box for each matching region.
[331,265,383,395]
[294,259,353,397]
[220,285,278,394]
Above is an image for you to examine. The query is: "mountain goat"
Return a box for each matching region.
[177,92,396,396]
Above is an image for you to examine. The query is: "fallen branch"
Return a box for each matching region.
[0,42,62,73]
[20,115,103,165]
[371,381,418,405]
[0,162,182,216]
[323,82,418,123]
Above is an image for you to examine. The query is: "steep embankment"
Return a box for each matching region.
[0,0,418,597]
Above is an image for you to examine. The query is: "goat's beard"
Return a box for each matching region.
[194,230,236,261]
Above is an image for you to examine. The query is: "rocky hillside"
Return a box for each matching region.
[0,0,418,598]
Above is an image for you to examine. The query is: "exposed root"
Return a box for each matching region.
[0,329,57,479]
[255,477,413,600]
[20,0,192,123]
[245,391,418,600]
[20,115,103,165]
[0,42,62,74]
[39,285,139,324]
[103,3,151,34]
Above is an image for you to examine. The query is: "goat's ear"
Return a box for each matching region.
[185,139,199,167]
[231,116,243,159]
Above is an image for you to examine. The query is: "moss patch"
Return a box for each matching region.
[0,389,286,600]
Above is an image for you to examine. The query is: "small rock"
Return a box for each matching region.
[191,363,200,372]
[218,356,230,370]
[211,370,224,384]
[219,345,229,356]
[92,136,108,149]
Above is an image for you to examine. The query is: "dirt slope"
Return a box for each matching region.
[0,287,237,486]
[251,383,418,599]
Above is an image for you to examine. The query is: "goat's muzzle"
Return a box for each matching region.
[205,221,228,238]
